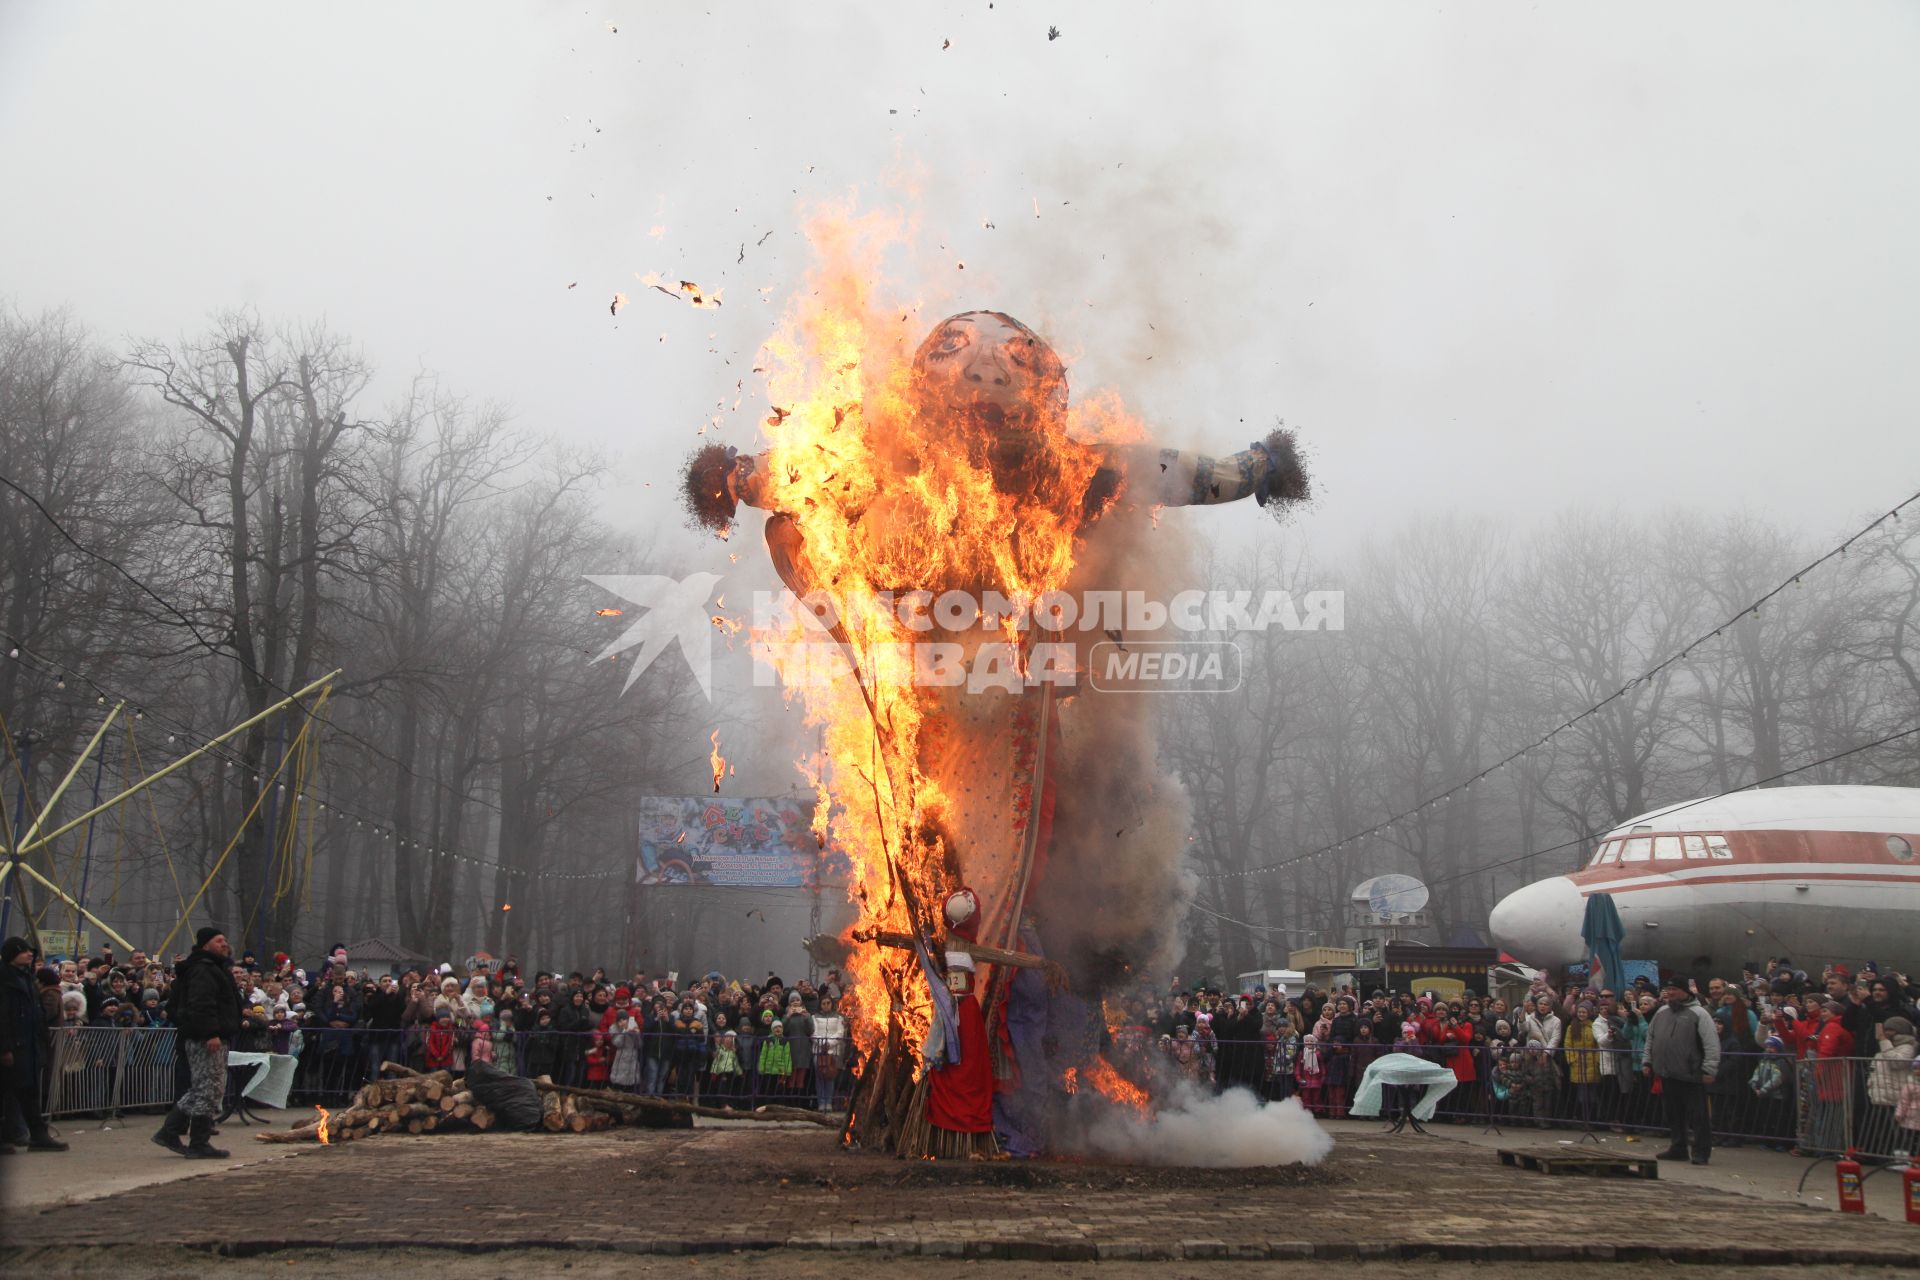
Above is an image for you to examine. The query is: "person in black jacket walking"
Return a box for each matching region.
[153,926,241,1158]
[1,936,69,1152]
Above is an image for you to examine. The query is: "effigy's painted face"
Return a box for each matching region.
[911,311,1067,429]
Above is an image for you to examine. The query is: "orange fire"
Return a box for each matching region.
[1081,1056,1150,1115]
[739,200,1151,1061]
[595,607,624,617]
[314,1105,332,1144]
[709,729,728,793]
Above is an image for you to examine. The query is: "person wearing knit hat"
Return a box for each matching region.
[1865,1015,1916,1130]
[152,926,239,1159]
[1645,973,1719,1165]
[1,936,68,1152]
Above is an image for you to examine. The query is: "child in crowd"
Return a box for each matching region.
[1517,1039,1556,1127]
[709,1030,742,1097]
[584,1031,611,1086]
[1294,1033,1325,1114]
[468,1018,494,1066]
[1749,1034,1793,1149]
[423,1010,457,1072]
[756,1011,792,1081]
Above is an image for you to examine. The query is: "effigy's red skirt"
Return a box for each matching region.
[927,992,995,1133]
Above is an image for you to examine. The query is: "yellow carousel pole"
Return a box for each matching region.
[14,669,341,857]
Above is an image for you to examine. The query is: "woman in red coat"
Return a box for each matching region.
[1799,1000,1857,1152]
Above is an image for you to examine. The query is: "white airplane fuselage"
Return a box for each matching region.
[1488,785,1920,976]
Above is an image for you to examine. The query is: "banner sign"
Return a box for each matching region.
[637,795,847,887]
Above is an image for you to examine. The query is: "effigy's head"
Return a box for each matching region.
[911,311,1068,431]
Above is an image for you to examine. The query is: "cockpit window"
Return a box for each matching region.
[1621,837,1653,863]
[1704,834,1733,860]
[1682,834,1709,860]
[1653,836,1683,861]
[1590,840,1619,866]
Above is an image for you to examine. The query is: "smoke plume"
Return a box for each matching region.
[1065,1085,1334,1168]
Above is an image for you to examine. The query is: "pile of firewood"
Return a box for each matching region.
[255,1061,838,1144]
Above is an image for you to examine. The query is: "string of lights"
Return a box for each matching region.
[3,639,620,883]
[1411,720,1920,895]
[0,471,546,826]
[1203,486,1919,884]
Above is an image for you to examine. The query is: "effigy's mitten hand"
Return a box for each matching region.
[1252,427,1310,509]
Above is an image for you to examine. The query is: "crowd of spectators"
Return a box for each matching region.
[1103,958,1920,1156]
[1,939,858,1138]
[7,935,1920,1160]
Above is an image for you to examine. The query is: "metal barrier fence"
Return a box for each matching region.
[37,1026,859,1119]
[36,1025,1916,1159]
[46,1025,181,1119]
[1100,1034,1919,1155]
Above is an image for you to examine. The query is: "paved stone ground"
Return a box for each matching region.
[7,1251,1917,1280]
[4,1121,1917,1267]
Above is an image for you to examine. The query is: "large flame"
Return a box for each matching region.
[314,1105,332,1144]
[746,203,1149,1062]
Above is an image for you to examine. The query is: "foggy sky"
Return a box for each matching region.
[4,1,1918,567]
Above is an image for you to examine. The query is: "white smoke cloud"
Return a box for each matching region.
[1065,1084,1333,1168]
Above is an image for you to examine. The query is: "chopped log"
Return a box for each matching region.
[438,1094,457,1114]
[540,1089,565,1132]
[566,1111,590,1133]
[451,1102,474,1121]
[530,1078,839,1128]
[470,1106,494,1131]
[407,1117,426,1135]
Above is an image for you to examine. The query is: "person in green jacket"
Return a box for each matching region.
[755,1009,792,1081]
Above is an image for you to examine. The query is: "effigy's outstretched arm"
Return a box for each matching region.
[1111,426,1309,510]
[862,929,1070,992]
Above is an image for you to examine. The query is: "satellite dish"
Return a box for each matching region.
[1350,873,1429,917]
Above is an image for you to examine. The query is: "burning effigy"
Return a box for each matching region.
[681,212,1309,1160]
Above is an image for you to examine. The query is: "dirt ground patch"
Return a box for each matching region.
[5,1125,1917,1268]
[624,1126,1343,1191]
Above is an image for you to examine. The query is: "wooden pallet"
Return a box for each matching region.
[1497,1147,1659,1180]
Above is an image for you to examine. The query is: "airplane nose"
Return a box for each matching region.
[1489,876,1587,967]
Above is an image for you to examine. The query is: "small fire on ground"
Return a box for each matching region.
[1060,1057,1148,1116]
[314,1105,332,1144]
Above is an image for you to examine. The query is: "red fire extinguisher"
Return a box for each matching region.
[1902,1161,1920,1226]
[1835,1151,1866,1215]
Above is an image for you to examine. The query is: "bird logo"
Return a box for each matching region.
[583,572,723,699]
